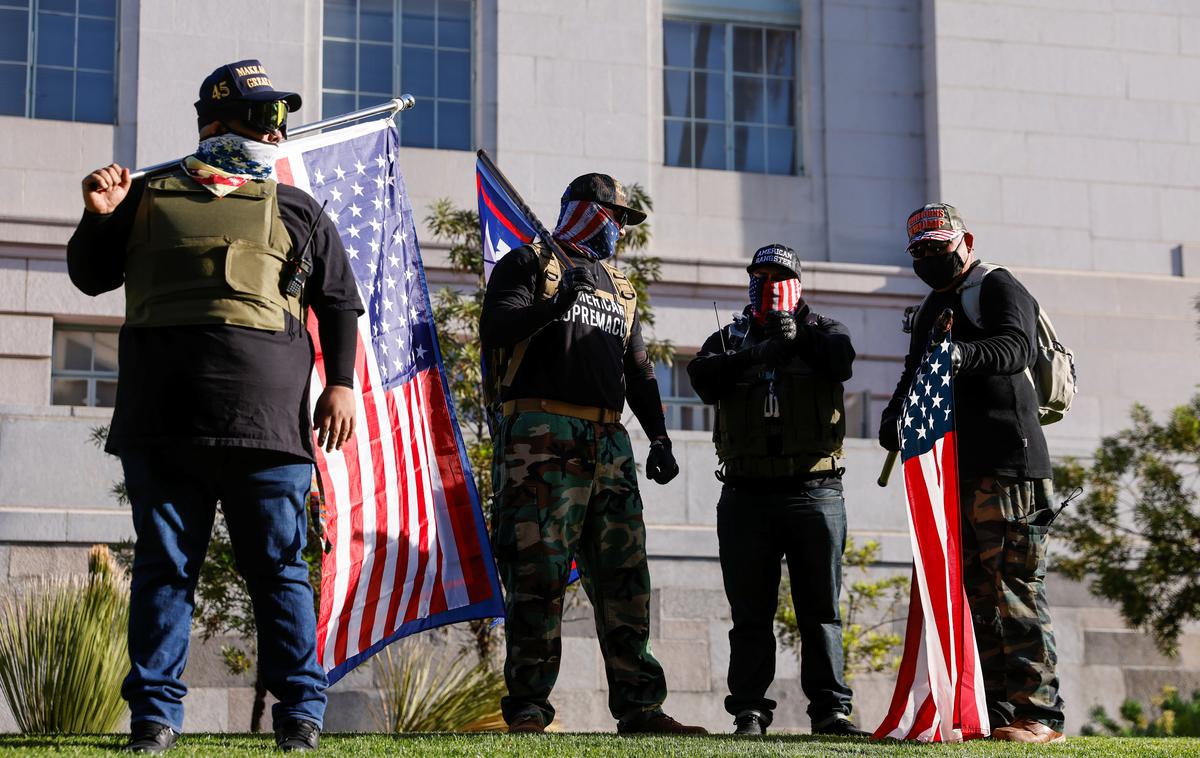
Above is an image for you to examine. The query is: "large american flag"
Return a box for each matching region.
[275,119,503,685]
[874,317,989,742]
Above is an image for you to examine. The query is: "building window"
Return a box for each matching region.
[0,0,119,123]
[322,0,472,150]
[662,18,796,175]
[655,357,713,432]
[51,327,118,407]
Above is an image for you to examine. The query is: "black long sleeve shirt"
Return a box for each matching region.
[67,178,364,461]
[479,245,668,440]
[881,264,1050,479]
[688,304,855,404]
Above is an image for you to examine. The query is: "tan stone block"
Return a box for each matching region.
[7,544,89,578]
[0,314,52,357]
[655,639,710,692]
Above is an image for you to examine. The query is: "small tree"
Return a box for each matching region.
[1054,395,1200,656]
[424,183,668,662]
[776,537,909,681]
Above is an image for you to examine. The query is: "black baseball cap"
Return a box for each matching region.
[747,243,801,278]
[195,59,301,127]
[562,173,647,226]
[906,203,967,250]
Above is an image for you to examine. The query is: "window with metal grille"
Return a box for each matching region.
[322,0,472,150]
[51,327,118,407]
[0,0,119,123]
[663,18,797,175]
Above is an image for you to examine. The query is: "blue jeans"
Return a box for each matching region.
[120,446,327,732]
[717,478,853,725]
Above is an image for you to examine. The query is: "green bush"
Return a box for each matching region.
[0,546,129,733]
[1083,686,1200,737]
[375,637,506,733]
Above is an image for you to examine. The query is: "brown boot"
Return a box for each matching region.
[508,714,546,734]
[617,710,707,735]
[992,719,1064,744]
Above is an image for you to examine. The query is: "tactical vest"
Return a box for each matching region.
[483,242,637,412]
[123,169,301,331]
[713,315,846,478]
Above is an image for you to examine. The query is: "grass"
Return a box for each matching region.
[1,734,1199,757]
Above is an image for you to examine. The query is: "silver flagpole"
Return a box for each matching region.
[127,95,416,181]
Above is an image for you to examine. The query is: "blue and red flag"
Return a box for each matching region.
[477,154,536,283]
[275,119,504,685]
[875,319,989,742]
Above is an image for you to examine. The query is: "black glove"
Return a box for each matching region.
[951,343,964,375]
[748,338,787,367]
[878,412,900,452]
[550,265,596,314]
[764,310,797,341]
[646,438,679,485]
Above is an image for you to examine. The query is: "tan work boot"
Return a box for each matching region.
[992,719,1064,744]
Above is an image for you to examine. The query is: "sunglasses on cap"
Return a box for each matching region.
[228,99,289,135]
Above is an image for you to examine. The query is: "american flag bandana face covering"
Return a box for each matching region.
[749,276,802,324]
[552,200,622,260]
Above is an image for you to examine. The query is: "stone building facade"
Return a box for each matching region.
[2,0,1199,734]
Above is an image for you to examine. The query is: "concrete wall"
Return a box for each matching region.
[928,0,1200,277]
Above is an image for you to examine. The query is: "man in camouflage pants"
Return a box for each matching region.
[880,204,1065,744]
[480,174,705,735]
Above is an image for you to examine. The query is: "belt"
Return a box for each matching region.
[501,398,622,424]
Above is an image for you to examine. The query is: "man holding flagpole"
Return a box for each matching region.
[878,204,1065,744]
[480,173,704,735]
[67,60,362,753]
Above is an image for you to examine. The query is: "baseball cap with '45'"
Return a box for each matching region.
[906,203,967,250]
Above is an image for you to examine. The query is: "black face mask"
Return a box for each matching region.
[912,248,966,290]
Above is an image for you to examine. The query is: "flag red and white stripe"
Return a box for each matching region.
[874,327,989,742]
[276,120,503,683]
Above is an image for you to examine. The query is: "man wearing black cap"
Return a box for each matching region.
[687,245,864,737]
[480,174,704,735]
[67,60,363,753]
[878,204,1065,744]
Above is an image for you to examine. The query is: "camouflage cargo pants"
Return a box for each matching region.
[960,476,1065,732]
[490,411,667,727]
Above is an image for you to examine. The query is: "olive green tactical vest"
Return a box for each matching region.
[714,325,846,478]
[124,170,301,331]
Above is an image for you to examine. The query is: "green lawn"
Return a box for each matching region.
[0,734,1199,757]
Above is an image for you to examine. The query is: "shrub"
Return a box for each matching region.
[0,546,129,733]
[1083,686,1200,737]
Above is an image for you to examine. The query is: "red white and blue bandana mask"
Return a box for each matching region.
[749,276,802,324]
[552,201,622,260]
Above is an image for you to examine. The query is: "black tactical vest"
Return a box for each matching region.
[713,315,846,478]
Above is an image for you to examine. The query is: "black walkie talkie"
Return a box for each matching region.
[283,199,329,298]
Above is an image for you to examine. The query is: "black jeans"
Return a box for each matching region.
[717,479,853,724]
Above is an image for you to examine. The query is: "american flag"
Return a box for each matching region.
[276,119,503,684]
[874,317,989,742]
[749,276,802,316]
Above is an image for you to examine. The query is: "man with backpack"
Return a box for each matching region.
[479,173,705,736]
[878,203,1067,744]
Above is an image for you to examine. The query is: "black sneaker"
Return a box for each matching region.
[123,722,178,753]
[274,719,320,752]
[813,714,870,737]
[734,710,769,736]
